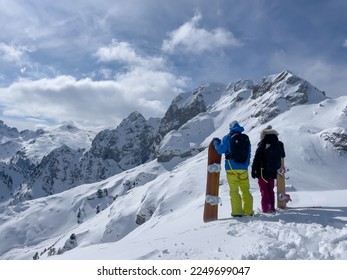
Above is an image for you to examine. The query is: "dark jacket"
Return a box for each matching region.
[251,133,285,179]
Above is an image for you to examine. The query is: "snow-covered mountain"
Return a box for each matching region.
[0,122,96,164]
[0,114,160,203]
[0,70,346,260]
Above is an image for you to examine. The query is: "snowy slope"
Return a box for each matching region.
[1,150,346,260]
[1,101,347,259]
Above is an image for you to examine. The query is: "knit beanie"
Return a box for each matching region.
[260,125,279,139]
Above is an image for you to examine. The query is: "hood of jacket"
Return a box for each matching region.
[229,122,245,134]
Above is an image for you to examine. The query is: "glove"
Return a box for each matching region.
[279,166,287,174]
[213,138,221,145]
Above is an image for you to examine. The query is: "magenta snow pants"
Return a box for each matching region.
[258,178,275,213]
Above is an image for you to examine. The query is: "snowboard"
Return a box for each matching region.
[203,140,222,222]
[276,169,287,209]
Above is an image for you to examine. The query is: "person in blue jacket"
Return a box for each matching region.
[213,121,254,217]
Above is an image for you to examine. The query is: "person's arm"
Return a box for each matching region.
[280,157,286,172]
[251,143,263,178]
[213,135,229,155]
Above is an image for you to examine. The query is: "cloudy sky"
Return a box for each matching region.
[0,0,346,130]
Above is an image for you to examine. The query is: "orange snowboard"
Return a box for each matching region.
[203,140,222,222]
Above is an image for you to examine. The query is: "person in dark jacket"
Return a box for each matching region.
[251,125,286,213]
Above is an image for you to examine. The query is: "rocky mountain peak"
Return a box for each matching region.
[126,111,145,122]
[250,70,328,124]
[154,83,225,153]
[0,120,19,139]
[253,70,326,103]
[226,79,254,92]
[58,123,79,132]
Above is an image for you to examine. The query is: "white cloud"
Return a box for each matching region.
[95,39,164,70]
[302,61,347,97]
[162,12,242,54]
[0,42,30,63]
[0,71,188,129]
[96,40,143,65]
[0,37,190,130]
[343,39,347,48]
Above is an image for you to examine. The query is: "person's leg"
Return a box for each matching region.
[258,178,271,213]
[268,179,275,212]
[226,171,243,216]
[237,170,254,215]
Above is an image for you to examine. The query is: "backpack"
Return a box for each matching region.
[226,133,250,163]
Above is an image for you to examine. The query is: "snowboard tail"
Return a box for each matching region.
[203,140,222,222]
[276,170,286,209]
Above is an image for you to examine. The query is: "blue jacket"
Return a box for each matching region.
[213,123,251,171]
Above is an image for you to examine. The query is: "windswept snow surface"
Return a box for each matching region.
[1,148,346,260]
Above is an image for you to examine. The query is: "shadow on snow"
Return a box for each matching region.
[219,207,347,229]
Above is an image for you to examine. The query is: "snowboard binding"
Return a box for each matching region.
[207,163,221,173]
[205,195,222,206]
[278,193,292,203]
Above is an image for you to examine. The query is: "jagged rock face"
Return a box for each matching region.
[155,90,207,144]
[29,145,84,197]
[80,112,160,182]
[135,192,164,225]
[156,117,212,162]
[251,70,327,123]
[321,128,347,153]
[253,70,304,99]
[154,83,225,161]
[135,204,155,225]
[0,112,161,203]
[225,79,254,103]
[90,112,157,164]
[154,72,328,163]
[153,92,206,160]
[0,162,26,203]
[25,112,161,197]
[0,120,19,139]
[10,151,35,171]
